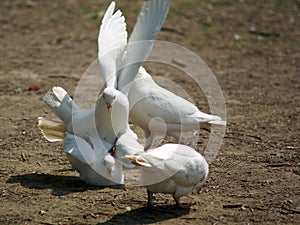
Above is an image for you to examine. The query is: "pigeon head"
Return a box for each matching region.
[103,153,115,177]
[102,87,118,112]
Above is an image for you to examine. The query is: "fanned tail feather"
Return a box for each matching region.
[37,117,66,142]
[43,86,79,125]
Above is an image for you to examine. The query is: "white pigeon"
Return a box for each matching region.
[39,0,171,144]
[126,67,226,149]
[64,132,124,186]
[94,1,132,143]
[93,0,172,147]
[38,85,144,186]
[40,86,131,146]
[94,0,171,142]
[38,115,142,186]
[125,143,209,208]
[103,2,224,149]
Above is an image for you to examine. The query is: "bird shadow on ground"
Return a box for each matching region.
[97,206,190,225]
[7,173,124,196]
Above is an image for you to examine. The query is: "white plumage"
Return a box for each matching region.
[39,0,173,145]
[94,0,172,144]
[117,0,171,94]
[38,86,127,186]
[37,0,171,186]
[41,86,133,145]
[64,132,124,186]
[127,67,226,149]
[114,132,144,168]
[125,143,209,208]
[98,1,127,89]
[99,2,224,150]
[95,1,133,143]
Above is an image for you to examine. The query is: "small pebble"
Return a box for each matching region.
[234,34,241,40]
[39,210,46,215]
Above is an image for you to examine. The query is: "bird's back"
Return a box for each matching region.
[139,144,208,187]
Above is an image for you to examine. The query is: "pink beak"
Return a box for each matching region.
[106,104,112,112]
[108,169,113,177]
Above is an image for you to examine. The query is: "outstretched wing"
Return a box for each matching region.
[117,0,171,94]
[98,1,128,88]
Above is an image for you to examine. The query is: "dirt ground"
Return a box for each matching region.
[0,0,299,224]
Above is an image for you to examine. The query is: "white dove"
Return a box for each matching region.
[64,131,124,186]
[40,86,131,146]
[40,17,128,142]
[38,115,140,186]
[95,0,172,142]
[125,143,209,209]
[94,0,172,146]
[104,2,224,149]
[40,1,130,142]
[126,67,226,149]
[38,89,125,186]
[39,0,171,144]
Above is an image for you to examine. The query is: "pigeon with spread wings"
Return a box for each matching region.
[38,0,171,148]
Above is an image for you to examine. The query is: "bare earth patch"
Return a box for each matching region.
[0,0,299,224]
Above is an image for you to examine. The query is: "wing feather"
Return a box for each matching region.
[129,0,171,43]
[117,0,171,94]
[98,2,128,88]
